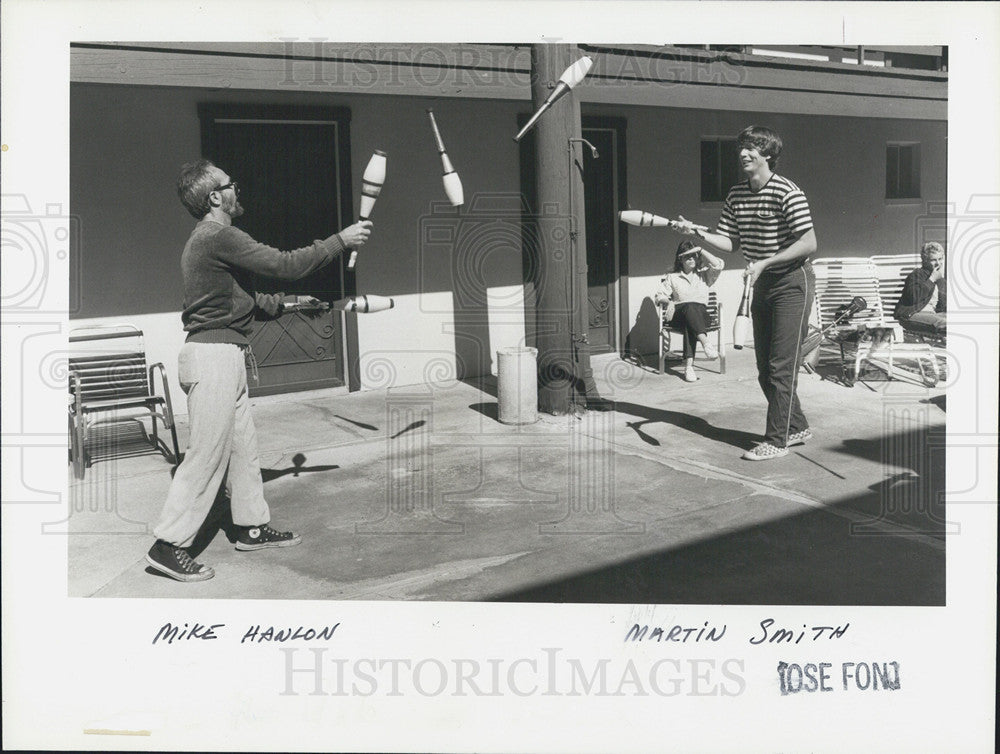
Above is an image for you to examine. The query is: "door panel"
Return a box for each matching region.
[202,109,351,396]
[582,127,618,353]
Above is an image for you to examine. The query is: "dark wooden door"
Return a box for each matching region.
[581,125,621,353]
[200,105,353,395]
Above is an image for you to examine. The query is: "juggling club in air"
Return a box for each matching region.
[513,55,594,142]
[348,149,387,270]
[427,109,464,206]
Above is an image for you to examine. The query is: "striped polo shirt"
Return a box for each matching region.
[717,174,814,274]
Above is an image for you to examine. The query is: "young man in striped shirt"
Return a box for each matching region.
[677,126,818,460]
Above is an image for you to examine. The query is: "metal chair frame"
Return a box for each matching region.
[657,291,726,376]
[813,257,940,387]
[68,324,180,479]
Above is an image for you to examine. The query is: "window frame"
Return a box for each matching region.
[700,136,741,205]
[885,141,922,203]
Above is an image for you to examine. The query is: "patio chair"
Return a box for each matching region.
[813,257,939,386]
[658,291,726,375]
[870,253,920,331]
[68,324,180,479]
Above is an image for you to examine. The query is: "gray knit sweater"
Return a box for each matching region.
[181,220,345,344]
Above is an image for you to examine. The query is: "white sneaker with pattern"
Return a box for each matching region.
[787,429,812,447]
[741,442,789,461]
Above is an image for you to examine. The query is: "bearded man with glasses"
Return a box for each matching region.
[144,159,372,582]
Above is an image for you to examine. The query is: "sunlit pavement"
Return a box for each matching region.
[67,347,947,605]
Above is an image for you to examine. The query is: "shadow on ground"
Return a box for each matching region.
[493,424,946,605]
[493,494,944,606]
[612,401,760,449]
[164,454,344,562]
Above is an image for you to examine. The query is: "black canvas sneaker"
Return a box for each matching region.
[235,524,302,551]
[145,539,215,582]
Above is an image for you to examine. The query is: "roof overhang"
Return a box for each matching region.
[70,42,947,120]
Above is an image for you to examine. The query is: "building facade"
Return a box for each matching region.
[69,43,947,401]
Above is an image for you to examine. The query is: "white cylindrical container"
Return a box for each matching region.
[496,347,538,425]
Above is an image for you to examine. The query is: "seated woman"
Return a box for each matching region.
[893,241,946,338]
[654,240,725,382]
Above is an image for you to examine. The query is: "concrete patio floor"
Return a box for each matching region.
[66,348,947,605]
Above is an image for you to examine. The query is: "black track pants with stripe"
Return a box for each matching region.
[750,263,814,447]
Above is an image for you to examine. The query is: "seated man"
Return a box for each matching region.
[893,241,946,338]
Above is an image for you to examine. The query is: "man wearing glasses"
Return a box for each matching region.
[145,159,372,582]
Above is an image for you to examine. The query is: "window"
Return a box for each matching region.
[701,138,741,202]
[884,51,944,71]
[886,142,921,199]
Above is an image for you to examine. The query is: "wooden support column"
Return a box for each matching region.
[529,43,599,415]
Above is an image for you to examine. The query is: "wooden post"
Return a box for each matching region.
[529,43,599,414]
[567,73,602,408]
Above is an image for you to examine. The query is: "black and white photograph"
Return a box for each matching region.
[65,40,952,603]
[2,1,997,752]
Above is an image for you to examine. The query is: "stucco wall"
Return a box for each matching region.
[70,83,529,397]
[592,103,946,357]
[70,82,946,395]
